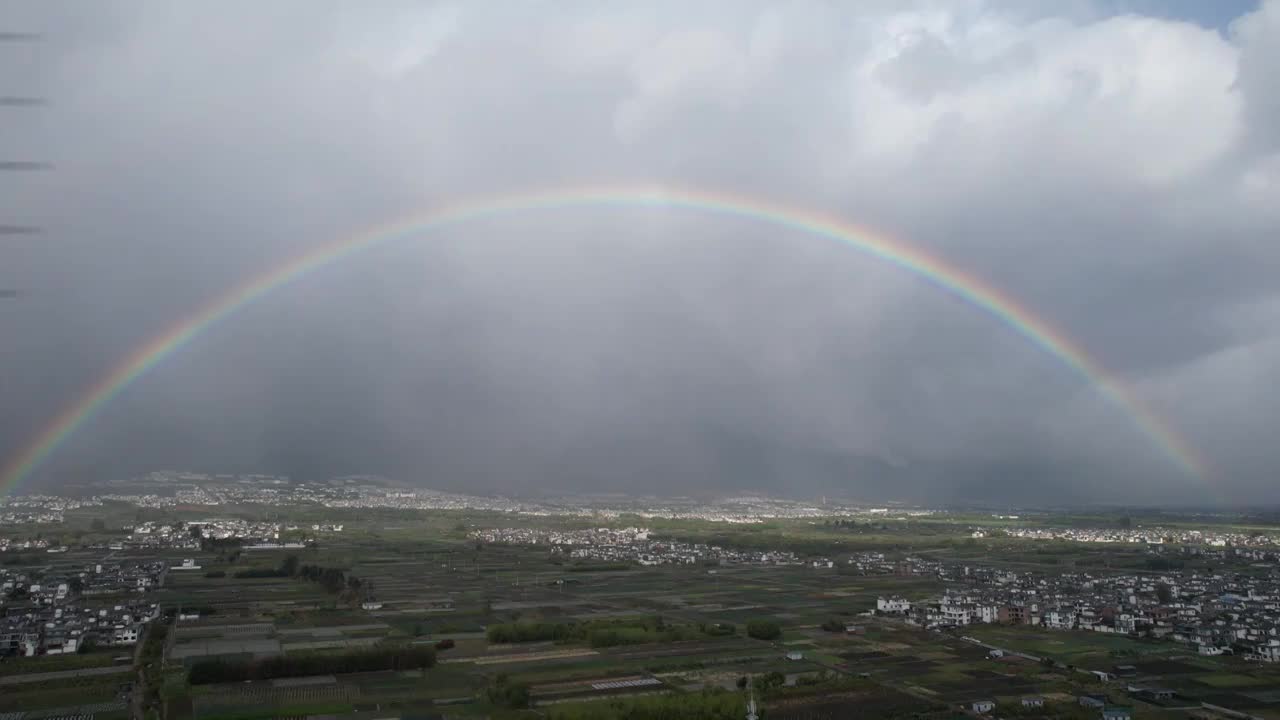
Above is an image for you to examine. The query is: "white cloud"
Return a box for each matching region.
[337,3,462,75]
[846,11,1241,182]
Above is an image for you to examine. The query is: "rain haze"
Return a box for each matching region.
[2,0,1279,506]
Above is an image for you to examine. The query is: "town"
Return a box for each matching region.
[470,526,806,566]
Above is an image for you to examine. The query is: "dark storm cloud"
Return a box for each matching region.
[1,0,1279,505]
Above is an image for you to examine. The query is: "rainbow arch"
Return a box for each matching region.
[0,184,1207,494]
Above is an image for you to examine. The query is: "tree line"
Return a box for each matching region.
[188,645,435,685]
[545,688,747,719]
[486,616,732,648]
[230,555,359,596]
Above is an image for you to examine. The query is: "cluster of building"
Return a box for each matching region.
[2,560,167,604]
[0,494,103,511]
[470,526,804,566]
[1,601,160,656]
[965,696,1132,720]
[323,487,567,515]
[1,557,166,656]
[874,560,1280,662]
[0,509,64,524]
[991,525,1279,548]
[540,496,930,523]
[8,472,934,524]
[103,519,343,551]
[469,526,653,546]
[0,496,103,524]
[0,537,53,553]
[186,519,286,541]
[119,521,202,550]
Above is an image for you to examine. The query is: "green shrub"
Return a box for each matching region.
[746,619,782,641]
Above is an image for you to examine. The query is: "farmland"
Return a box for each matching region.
[7,499,1280,720]
[141,532,1280,718]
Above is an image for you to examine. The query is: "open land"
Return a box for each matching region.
[5,481,1280,719]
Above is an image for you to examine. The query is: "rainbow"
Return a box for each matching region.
[0,184,1207,494]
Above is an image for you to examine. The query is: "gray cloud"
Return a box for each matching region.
[1,0,1278,505]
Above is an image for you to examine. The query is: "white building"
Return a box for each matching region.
[877,597,911,614]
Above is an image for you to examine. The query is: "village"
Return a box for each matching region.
[0,600,160,657]
[875,560,1280,663]
[1,556,164,657]
[469,526,807,566]
[992,525,1280,548]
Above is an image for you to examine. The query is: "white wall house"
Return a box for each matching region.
[878,597,911,613]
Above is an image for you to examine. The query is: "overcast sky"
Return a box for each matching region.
[2,0,1278,505]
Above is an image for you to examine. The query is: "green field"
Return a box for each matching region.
[8,500,1280,719]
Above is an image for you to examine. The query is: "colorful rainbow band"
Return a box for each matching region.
[0,184,1207,494]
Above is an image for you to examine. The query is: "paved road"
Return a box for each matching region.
[0,663,132,685]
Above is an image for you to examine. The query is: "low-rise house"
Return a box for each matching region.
[1079,695,1107,709]
[1134,687,1175,701]
[877,596,911,614]
[970,699,995,714]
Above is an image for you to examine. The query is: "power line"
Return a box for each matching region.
[0,225,40,235]
[0,160,50,171]
[2,28,45,300]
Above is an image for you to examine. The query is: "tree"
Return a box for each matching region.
[486,674,530,709]
[1156,582,1173,604]
[753,671,786,691]
[746,619,782,641]
[279,554,300,577]
[1118,516,1132,529]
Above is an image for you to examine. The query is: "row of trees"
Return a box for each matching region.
[229,555,359,596]
[188,645,435,684]
[232,567,288,579]
[485,616,724,648]
[545,689,747,719]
